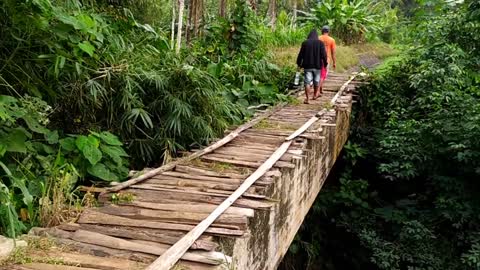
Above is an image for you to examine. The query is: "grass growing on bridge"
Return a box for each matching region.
[254,120,298,131]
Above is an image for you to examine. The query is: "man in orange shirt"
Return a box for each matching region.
[319,25,336,95]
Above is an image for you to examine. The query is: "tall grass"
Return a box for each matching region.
[259,11,309,48]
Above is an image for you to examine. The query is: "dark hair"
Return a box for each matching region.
[307,29,319,40]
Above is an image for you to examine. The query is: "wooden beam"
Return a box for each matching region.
[71,230,230,265]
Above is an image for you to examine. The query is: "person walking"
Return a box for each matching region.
[319,25,336,94]
[296,29,328,104]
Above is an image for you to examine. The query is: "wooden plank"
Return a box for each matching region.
[56,223,218,251]
[143,178,261,195]
[107,104,284,192]
[213,148,295,162]
[160,171,243,184]
[122,189,273,209]
[97,204,248,226]
[77,210,245,236]
[215,146,273,155]
[285,115,321,141]
[29,251,147,270]
[201,155,295,169]
[132,183,265,199]
[2,266,31,270]
[50,237,157,263]
[20,264,97,270]
[126,201,255,217]
[145,141,293,270]
[226,142,279,151]
[174,165,246,179]
[71,230,230,265]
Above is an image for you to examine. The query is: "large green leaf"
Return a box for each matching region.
[12,177,33,209]
[22,114,49,134]
[75,136,89,151]
[1,129,28,153]
[78,41,95,57]
[98,132,123,146]
[82,144,102,165]
[87,163,118,181]
[44,130,59,144]
[60,137,76,151]
[87,135,100,148]
[100,145,128,166]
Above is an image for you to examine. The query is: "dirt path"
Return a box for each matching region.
[347,52,382,73]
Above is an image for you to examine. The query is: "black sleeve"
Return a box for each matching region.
[319,41,328,68]
[297,43,305,68]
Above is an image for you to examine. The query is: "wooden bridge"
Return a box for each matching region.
[10,72,365,270]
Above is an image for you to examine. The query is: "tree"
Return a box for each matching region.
[219,0,226,17]
[267,0,277,28]
[176,0,185,53]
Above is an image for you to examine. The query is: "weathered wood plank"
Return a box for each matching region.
[77,210,246,236]
[97,204,248,226]
[50,237,157,263]
[122,188,272,209]
[160,171,244,184]
[29,251,146,270]
[56,223,218,251]
[19,264,97,270]
[201,155,295,169]
[174,165,246,179]
[143,178,262,195]
[132,183,265,198]
[71,230,230,265]
[126,201,255,217]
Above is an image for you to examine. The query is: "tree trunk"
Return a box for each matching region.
[186,0,194,44]
[171,2,176,50]
[292,0,297,25]
[267,0,276,29]
[248,0,257,12]
[176,0,185,54]
[193,0,203,38]
[219,0,226,17]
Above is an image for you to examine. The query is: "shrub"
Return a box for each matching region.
[0,94,129,236]
[301,0,395,44]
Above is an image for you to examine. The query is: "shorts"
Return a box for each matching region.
[321,67,327,81]
[304,69,321,87]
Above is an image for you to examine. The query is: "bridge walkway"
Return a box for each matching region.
[11,72,365,270]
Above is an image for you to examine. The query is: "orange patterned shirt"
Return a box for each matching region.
[319,35,336,65]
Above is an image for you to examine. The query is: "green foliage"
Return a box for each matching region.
[0,94,129,236]
[1,0,242,166]
[302,0,397,44]
[197,0,293,109]
[259,11,309,47]
[281,1,480,269]
[62,131,129,182]
[229,0,259,53]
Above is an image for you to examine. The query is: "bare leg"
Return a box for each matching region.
[313,84,321,99]
[304,84,311,104]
